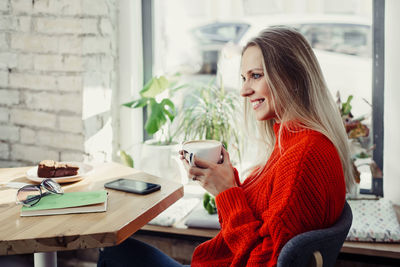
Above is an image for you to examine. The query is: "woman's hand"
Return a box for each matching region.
[179,147,237,196]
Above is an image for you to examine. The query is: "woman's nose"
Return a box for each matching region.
[240,82,253,97]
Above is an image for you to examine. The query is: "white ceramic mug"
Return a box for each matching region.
[182,140,222,166]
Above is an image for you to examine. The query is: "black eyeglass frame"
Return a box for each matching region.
[16,178,64,207]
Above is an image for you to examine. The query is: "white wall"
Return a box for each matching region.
[0,0,118,166]
[118,0,144,166]
[383,0,400,204]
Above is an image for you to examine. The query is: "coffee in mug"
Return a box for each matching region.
[182,140,222,166]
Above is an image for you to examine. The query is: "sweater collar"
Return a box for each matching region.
[273,121,314,142]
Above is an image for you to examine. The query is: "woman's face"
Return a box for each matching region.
[240,45,276,121]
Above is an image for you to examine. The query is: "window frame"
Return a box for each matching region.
[142,0,154,141]
[143,0,385,196]
[367,0,384,196]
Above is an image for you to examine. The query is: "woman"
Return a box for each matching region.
[98,26,353,267]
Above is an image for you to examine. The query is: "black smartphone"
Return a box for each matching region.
[104,178,161,195]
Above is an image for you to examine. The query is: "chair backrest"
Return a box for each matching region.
[277,201,353,267]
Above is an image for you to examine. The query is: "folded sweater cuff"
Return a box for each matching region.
[215,186,249,222]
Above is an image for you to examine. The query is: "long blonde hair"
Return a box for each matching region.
[243,26,354,192]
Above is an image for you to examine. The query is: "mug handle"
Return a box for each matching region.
[183,150,195,166]
[189,153,195,166]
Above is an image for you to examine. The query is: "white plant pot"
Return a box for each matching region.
[137,140,187,184]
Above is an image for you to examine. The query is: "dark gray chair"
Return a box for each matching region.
[277,201,353,267]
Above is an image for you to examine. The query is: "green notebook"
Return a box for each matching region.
[21,190,108,217]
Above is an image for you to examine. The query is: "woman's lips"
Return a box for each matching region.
[251,99,265,110]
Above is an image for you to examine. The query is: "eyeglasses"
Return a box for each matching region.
[16,179,64,207]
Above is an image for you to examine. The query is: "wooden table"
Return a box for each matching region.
[0,162,184,267]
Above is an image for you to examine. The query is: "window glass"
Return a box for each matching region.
[153,0,374,190]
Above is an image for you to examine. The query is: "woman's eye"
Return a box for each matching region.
[241,76,246,82]
[252,73,262,79]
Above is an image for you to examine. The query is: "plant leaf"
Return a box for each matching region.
[145,100,167,134]
[141,76,169,98]
[133,98,149,108]
[120,150,134,168]
[161,99,176,122]
[342,95,353,115]
[121,100,137,108]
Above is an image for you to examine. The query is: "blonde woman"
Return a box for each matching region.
[98,26,353,267]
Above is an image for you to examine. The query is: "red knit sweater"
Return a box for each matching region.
[191,123,346,267]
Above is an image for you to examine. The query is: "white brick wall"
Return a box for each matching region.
[84,56,114,72]
[100,18,113,36]
[34,0,82,15]
[61,151,84,162]
[0,142,9,159]
[20,128,36,144]
[11,109,57,128]
[0,53,18,69]
[11,0,33,14]
[0,33,7,49]
[17,54,33,70]
[0,107,9,122]
[0,125,19,141]
[0,89,19,105]
[82,37,111,54]
[58,115,83,133]
[37,130,84,150]
[9,73,57,90]
[58,36,83,54]
[11,144,59,163]
[16,16,32,32]
[34,55,84,72]
[0,16,15,30]
[36,18,98,35]
[24,91,83,113]
[0,71,9,87]
[82,0,108,16]
[0,1,9,12]
[57,76,82,92]
[0,0,118,166]
[11,33,59,53]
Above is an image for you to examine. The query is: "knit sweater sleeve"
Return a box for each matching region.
[214,138,345,266]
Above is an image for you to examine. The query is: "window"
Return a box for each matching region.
[144,0,383,195]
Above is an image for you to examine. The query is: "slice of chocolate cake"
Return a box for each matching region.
[54,162,79,177]
[37,160,56,178]
[37,160,79,178]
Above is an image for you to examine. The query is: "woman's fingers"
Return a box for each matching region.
[221,147,230,164]
[192,155,219,169]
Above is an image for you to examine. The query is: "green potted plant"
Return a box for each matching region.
[337,93,380,199]
[122,75,186,181]
[123,75,185,145]
[178,79,243,213]
[178,79,243,163]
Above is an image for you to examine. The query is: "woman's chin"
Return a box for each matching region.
[255,112,277,121]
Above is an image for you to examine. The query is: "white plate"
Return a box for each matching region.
[26,162,93,184]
